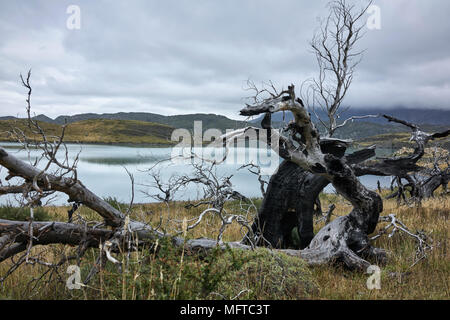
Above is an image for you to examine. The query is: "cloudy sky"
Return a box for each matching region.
[0,0,449,120]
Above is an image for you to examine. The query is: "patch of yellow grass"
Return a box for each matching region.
[0,119,175,145]
[0,193,448,299]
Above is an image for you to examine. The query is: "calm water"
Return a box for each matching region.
[0,142,392,206]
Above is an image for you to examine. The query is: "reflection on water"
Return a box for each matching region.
[0,142,393,206]
[81,156,167,166]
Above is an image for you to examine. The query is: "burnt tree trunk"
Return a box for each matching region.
[246,141,377,250]
[247,161,328,249]
[421,171,449,198]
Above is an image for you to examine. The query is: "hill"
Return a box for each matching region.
[17,112,248,133]
[0,119,175,145]
[0,109,447,146]
[356,131,450,150]
[251,107,450,126]
[250,107,449,142]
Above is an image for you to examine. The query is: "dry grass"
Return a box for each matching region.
[357,131,450,150]
[0,193,448,300]
[311,193,449,299]
[0,119,175,145]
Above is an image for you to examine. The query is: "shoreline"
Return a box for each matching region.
[0,140,175,148]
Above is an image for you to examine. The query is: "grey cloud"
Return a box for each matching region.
[0,0,449,121]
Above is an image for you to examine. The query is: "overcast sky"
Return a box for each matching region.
[0,0,449,120]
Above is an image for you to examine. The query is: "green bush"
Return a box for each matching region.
[0,205,51,221]
[103,196,127,212]
[213,248,318,299]
[66,239,317,300]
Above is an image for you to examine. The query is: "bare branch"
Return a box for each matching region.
[303,0,373,137]
[370,214,433,267]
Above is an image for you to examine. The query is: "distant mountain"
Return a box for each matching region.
[0,112,249,144]
[2,108,446,131]
[251,107,450,126]
[32,114,55,123]
[247,107,449,140]
[34,112,248,132]
[0,112,248,133]
[0,116,16,121]
[0,108,447,146]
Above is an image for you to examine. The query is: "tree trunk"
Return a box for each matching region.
[421,172,449,198]
[245,141,377,250]
[246,161,328,249]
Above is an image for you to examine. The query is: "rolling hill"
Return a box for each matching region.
[28,112,248,132]
[251,107,450,126]
[250,107,449,142]
[0,108,447,146]
[0,119,175,145]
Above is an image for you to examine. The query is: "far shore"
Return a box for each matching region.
[0,140,175,148]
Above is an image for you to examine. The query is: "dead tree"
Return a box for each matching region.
[355,117,450,203]
[303,0,375,138]
[223,84,388,269]
[246,0,380,249]
[243,141,376,249]
[245,95,449,251]
[385,145,449,203]
[229,84,448,268]
[245,0,447,249]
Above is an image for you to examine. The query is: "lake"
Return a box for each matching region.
[0,142,393,206]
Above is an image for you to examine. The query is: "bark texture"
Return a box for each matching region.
[248,161,328,249]
[246,143,377,250]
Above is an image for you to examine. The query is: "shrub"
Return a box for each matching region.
[213,248,318,299]
[103,196,127,211]
[63,238,316,300]
[0,205,51,221]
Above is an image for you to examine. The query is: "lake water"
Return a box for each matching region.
[0,142,393,206]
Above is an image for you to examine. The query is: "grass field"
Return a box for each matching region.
[0,191,448,300]
[0,119,175,145]
[357,131,450,150]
